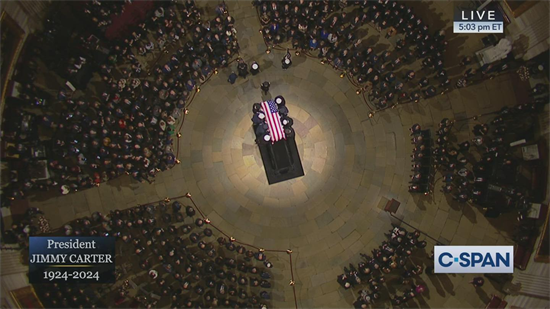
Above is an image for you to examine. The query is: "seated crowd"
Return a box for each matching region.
[1,0,239,203]
[337,225,428,308]
[407,124,435,194]
[6,200,274,309]
[255,0,449,109]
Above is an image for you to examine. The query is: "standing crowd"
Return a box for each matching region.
[434,101,545,213]
[337,225,428,308]
[2,0,239,203]
[407,97,547,218]
[255,0,449,109]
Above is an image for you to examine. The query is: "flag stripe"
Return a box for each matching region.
[261,100,285,143]
[266,101,276,140]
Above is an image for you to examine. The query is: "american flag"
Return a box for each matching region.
[261,100,286,143]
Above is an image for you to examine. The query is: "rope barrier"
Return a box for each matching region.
[184,193,299,309]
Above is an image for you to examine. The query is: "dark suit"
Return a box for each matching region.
[281,116,293,128]
[252,103,262,113]
[251,113,264,125]
[255,123,268,136]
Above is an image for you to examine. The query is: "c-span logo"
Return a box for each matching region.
[434,246,513,273]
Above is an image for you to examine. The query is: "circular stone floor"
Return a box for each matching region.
[176,3,447,307]
[31,1,523,308]
[179,54,408,307]
[173,2,519,308]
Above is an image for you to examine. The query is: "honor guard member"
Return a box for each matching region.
[261,81,270,95]
[259,134,271,145]
[250,61,260,75]
[252,112,265,125]
[278,104,289,116]
[282,49,292,70]
[274,95,285,106]
[281,116,293,128]
[255,123,269,137]
[282,57,292,70]
[252,102,262,113]
[237,59,249,78]
[284,127,295,138]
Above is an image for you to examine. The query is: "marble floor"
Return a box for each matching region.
[18,1,541,308]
